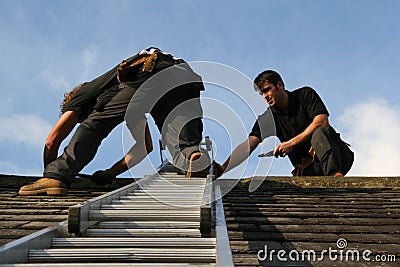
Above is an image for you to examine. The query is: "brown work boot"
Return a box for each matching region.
[185,151,210,178]
[18,178,68,196]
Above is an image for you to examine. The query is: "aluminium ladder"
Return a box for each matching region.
[0,163,233,266]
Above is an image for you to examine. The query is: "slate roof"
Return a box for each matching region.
[0,175,132,246]
[219,177,400,266]
[1,175,399,266]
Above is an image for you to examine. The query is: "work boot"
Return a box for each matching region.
[185,151,210,178]
[18,178,68,196]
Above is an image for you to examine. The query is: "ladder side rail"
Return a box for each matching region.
[199,136,215,236]
[68,181,140,234]
[214,185,234,267]
[68,173,161,234]
[200,175,213,236]
[0,221,68,264]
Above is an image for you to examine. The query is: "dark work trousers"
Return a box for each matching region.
[125,63,206,173]
[44,63,205,186]
[302,126,354,176]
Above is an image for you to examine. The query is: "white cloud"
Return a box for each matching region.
[0,114,52,147]
[80,46,98,81]
[336,98,400,176]
[0,161,20,174]
[39,69,70,91]
[0,161,42,176]
[38,47,98,92]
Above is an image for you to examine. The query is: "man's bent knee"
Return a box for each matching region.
[311,126,333,162]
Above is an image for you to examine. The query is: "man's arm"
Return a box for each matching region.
[108,119,153,176]
[274,114,329,157]
[221,135,261,174]
[92,119,153,183]
[44,111,79,167]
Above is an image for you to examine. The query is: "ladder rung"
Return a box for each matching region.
[100,205,199,210]
[89,210,200,221]
[84,228,201,238]
[138,183,206,187]
[94,221,199,229]
[143,180,206,184]
[109,201,203,208]
[118,196,202,202]
[28,248,216,263]
[124,195,203,199]
[5,264,216,267]
[52,237,216,248]
[119,196,203,202]
[140,188,206,191]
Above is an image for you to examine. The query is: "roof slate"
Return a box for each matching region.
[0,175,132,246]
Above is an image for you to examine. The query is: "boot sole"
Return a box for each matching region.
[18,188,68,196]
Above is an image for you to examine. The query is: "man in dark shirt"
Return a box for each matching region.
[220,70,354,177]
[19,47,211,196]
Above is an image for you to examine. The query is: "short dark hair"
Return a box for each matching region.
[253,70,284,91]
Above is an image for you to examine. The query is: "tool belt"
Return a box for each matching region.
[117,53,159,83]
[292,147,316,176]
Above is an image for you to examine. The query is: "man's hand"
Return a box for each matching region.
[274,141,294,157]
[213,161,224,178]
[90,170,115,186]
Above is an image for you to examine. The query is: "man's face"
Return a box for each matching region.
[259,80,281,107]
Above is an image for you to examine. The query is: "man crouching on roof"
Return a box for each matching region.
[19,47,217,196]
[216,70,354,178]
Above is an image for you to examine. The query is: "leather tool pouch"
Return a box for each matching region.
[117,53,158,83]
[142,52,158,72]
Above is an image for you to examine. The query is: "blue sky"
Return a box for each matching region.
[1,0,399,178]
